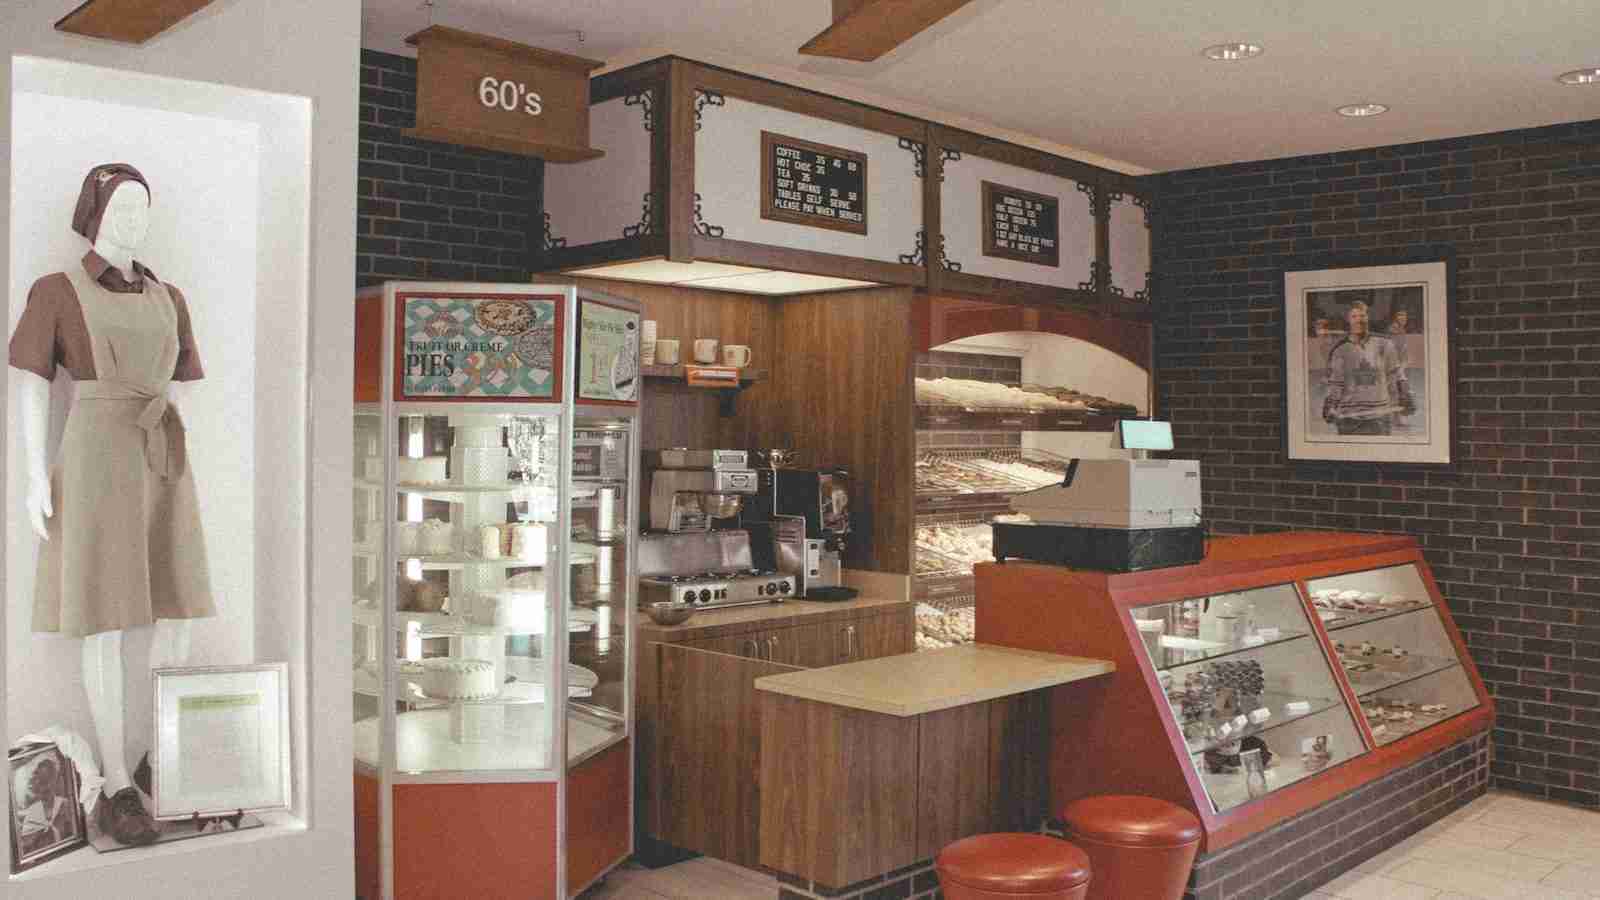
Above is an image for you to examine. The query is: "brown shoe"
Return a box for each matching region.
[95,786,159,846]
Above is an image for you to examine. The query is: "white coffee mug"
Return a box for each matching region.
[656,339,681,365]
[723,344,752,367]
[693,338,719,364]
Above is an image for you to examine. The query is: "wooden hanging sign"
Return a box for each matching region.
[55,0,217,44]
[404,26,605,163]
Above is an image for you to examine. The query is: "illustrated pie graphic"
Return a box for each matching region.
[514,323,556,370]
[424,312,461,340]
[475,300,537,336]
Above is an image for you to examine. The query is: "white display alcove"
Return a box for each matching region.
[5,56,314,882]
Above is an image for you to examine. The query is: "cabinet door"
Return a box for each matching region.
[784,623,839,668]
[683,633,767,660]
[853,610,913,661]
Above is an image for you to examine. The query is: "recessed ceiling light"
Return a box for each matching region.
[1556,68,1600,85]
[1336,102,1389,118]
[1202,42,1263,61]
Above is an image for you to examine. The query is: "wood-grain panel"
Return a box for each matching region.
[354,772,381,900]
[916,702,992,859]
[760,693,919,889]
[915,290,1152,369]
[756,286,917,573]
[989,690,1051,832]
[355,291,384,403]
[657,644,801,867]
[54,0,215,43]
[566,739,632,896]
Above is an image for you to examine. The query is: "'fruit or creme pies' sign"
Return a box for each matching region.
[760,131,868,235]
[982,180,1060,267]
[404,26,604,162]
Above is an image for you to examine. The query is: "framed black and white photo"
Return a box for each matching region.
[1283,258,1454,464]
[9,742,85,873]
[152,664,291,820]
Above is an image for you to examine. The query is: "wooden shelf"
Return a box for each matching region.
[915,405,1136,432]
[642,364,766,383]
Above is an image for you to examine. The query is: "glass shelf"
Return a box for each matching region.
[1150,629,1314,672]
[1366,703,1464,746]
[1172,692,1346,755]
[1198,752,1345,813]
[1320,600,1434,632]
[397,546,597,570]
[352,607,595,637]
[360,479,525,500]
[1347,655,1460,698]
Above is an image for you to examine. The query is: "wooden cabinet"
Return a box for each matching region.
[637,599,913,867]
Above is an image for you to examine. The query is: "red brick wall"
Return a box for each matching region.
[1152,120,1600,807]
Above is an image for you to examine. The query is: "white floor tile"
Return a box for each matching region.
[1403,838,1563,881]
[1385,858,1585,900]
[1322,867,1441,899]
[1541,862,1600,898]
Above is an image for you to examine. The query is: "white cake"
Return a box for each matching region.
[451,446,510,484]
[511,523,548,564]
[421,657,498,700]
[397,456,447,483]
[418,518,454,555]
[469,588,547,629]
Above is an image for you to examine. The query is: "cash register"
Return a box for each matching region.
[993,420,1205,572]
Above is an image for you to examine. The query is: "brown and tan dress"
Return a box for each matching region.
[8,251,214,636]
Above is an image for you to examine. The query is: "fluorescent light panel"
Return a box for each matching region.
[566,259,880,295]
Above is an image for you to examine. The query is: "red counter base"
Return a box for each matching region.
[355,773,559,900]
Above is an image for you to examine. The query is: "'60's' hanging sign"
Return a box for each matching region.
[404,25,604,162]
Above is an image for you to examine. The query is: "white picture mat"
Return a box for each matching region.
[153,665,288,819]
[1284,261,1450,464]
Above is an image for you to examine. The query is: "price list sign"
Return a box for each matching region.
[982,181,1060,267]
[760,131,869,235]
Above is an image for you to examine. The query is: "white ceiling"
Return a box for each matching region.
[363,0,1600,174]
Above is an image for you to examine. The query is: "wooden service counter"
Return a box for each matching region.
[634,572,915,867]
[754,645,1113,894]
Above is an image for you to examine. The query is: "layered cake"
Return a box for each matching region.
[421,658,498,700]
[468,588,547,629]
[419,519,454,555]
[451,446,510,485]
[397,455,447,483]
[511,523,548,564]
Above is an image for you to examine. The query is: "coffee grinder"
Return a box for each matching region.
[742,458,854,599]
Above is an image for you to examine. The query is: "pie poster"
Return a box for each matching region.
[577,300,640,403]
[400,294,560,399]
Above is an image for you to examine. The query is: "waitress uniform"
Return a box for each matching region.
[9,252,215,637]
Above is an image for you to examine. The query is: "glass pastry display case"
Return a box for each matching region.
[975,532,1492,853]
[353,283,640,900]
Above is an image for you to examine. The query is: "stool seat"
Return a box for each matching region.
[1060,794,1203,848]
[1059,795,1202,900]
[937,833,1092,893]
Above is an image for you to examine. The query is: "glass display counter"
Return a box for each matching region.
[352,283,639,900]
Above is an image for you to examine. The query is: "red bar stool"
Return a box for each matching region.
[1059,795,1202,900]
[936,833,1093,900]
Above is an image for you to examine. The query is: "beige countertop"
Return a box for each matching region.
[753,643,1115,717]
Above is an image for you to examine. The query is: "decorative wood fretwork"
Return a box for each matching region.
[692,192,725,238]
[543,212,568,251]
[900,229,927,266]
[694,89,725,131]
[899,137,928,179]
[624,90,654,132]
[623,192,655,239]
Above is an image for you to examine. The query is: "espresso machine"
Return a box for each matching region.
[742,461,854,599]
[639,449,796,609]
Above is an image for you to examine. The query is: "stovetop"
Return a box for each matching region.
[640,568,797,607]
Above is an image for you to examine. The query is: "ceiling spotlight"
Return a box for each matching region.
[1556,68,1600,85]
[1202,42,1263,61]
[1336,102,1390,118]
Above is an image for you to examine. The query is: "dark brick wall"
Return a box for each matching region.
[1152,120,1600,807]
[358,49,542,288]
[1185,733,1488,900]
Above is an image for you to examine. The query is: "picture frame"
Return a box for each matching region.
[9,742,86,873]
[1283,256,1455,464]
[152,664,291,820]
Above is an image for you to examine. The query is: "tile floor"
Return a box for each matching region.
[580,791,1600,899]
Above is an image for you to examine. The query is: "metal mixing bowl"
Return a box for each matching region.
[646,601,696,626]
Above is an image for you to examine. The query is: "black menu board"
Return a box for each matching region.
[761,131,869,235]
[982,180,1060,267]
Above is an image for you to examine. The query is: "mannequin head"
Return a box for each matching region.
[95,181,151,257]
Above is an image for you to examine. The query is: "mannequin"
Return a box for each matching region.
[10,164,214,845]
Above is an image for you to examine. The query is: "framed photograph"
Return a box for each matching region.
[1283,258,1454,464]
[9,742,86,872]
[152,664,291,820]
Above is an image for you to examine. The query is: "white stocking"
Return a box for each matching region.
[150,618,192,671]
[82,630,130,795]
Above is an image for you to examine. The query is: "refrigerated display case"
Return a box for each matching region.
[975,531,1492,852]
[353,283,639,900]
